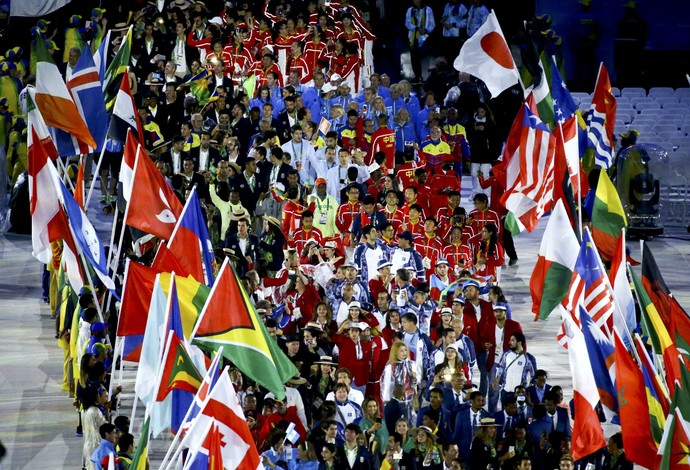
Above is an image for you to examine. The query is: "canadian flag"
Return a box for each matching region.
[453,10,519,97]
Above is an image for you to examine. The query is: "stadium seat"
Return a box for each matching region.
[654,124,681,134]
[674,88,690,99]
[664,104,690,114]
[621,87,646,98]
[611,87,621,97]
[648,87,675,98]
[635,102,662,113]
[681,124,690,136]
[571,92,590,102]
[656,97,680,108]
[616,112,632,124]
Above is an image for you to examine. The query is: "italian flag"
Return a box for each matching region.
[33,37,95,149]
[530,199,580,320]
[591,168,626,262]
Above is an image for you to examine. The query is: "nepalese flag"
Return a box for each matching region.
[586,63,616,169]
[562,227,615,334]
[580,308,619,424]
[52,45,108,156]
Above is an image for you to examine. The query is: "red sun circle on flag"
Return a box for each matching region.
[480,31,514,69]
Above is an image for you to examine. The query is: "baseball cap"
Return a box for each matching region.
[315,177,327,186]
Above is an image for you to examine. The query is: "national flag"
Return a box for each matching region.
[496,103,555,233]
[27,92,66,265]
[103,27,132,108]
[117,261,159,337]
[191,259,298,400]
[609,232,636,347]
[56,177,116,292]
[167,186,215,286]
[126,142,183,240]
[120,130,139,202]
[562,228,615,333]
[74,155,85,208]
[552,120,578,229]
[158,274,195,435]
[185,422,225,470]
[242,73,256,101]
[641,242,672,325]
[630,267,682,395]
[453,10,519,98]
[580,308,618,422]
[129,414,151,470]
[94,30,111,87]
[153,242,192,278]
[10,0,72,17]
[670,297,690,363]
[181,69,211,105]
[530,199,580,320]
[586,63,617,169]
[551,56,578,125]
[108,71,144,143]
[561,311,607,461]
[657,385,690,470]
[590,169,627,263]
[532,56,554,130]
[52,44,109,155]
[155,330,203,401]
[160,273,211,342]
[613,330,659,469]
[635,334,671,420]
[134,274,168,401]
[178,367,262,470]
[32,37,96,149]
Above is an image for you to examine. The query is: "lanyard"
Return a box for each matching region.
[315,196,330,212]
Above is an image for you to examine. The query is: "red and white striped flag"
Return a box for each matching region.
[496,101,555,233]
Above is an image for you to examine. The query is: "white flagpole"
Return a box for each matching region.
[159,350,225,470]
[85,143,109,210]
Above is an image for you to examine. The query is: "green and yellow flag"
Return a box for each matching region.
[591,169,626,262]
[181,69,211,105]
[155,331,203,401]
[103,27,132,109]
[129,415,150,470]
[191,258,297,400]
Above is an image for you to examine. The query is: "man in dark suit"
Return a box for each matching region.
[526,369,552,407]
[544,391,571,439]
[276,95,298,143]
[171,155,209,204]
[527,404,552,462]
[493,396,525,444]
[336,423,372,470]
[207,61,234,97]
[232,156,265,216]
[230,102,251,152]
[416,387,452,444]
[135,22,166,77]
[189,130,221,174]
[452,391,490,463]
[159,136,190,175]
[223,217,260,277]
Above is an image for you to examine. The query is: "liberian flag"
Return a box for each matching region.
[562,310,607,461]
[453,10,519,97]
[32,35,95,150]
[562,227,616,334]
[530,199,580,321]
[498,102,555,233]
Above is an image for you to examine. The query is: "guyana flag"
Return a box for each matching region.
[191,258,297,400]
[630,267,682,397]
[155,331,203,401]
[129,414,150,470]
[591,169,626,262]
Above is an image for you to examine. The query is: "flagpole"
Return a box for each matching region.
[576,154,583,240]
[159,349,225,470]
[85,144,109,210]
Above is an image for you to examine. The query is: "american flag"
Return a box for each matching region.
[499,103,555,233]
[560,227,616,341]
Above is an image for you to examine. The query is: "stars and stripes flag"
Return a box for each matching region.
[496,101,555,233]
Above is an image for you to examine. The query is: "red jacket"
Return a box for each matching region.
[369,126,396,171]
[333,333,373,387]
[462,299,495,353]
[480,318,523,370]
